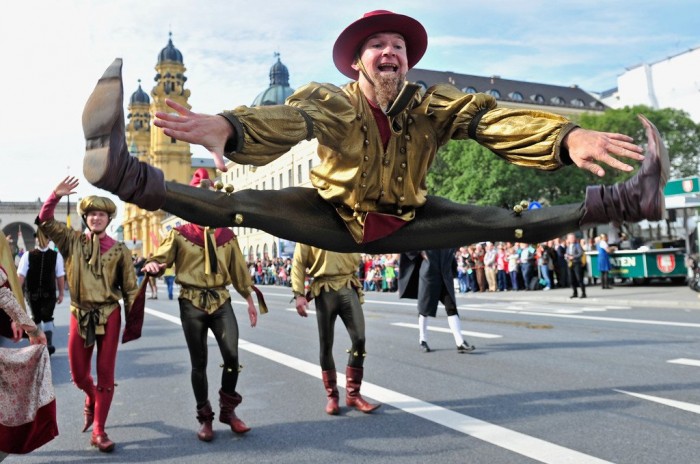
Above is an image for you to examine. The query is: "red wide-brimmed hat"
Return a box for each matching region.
[333,10,428,80]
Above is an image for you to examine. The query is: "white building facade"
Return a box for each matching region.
[601,46,700,122]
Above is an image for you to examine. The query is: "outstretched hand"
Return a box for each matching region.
[54,176,79,197]
[153,99,232,172]
[563,128,645,177]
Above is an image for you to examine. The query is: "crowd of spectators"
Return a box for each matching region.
[243,235,600,295]
[455,237,597,293]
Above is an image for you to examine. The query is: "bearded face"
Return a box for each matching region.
[354,32,409,110]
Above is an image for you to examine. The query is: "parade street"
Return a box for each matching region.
[8,283,700,464]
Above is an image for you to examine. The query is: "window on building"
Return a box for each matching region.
[288,169,292,187]
[308,159,313,173]
[551,96,565,105]
[462,86,477,94]
[297,165,302,184]
[488,89,501,98]
[509,91,523,101]
[571,98,585,107]
[271,177,275,190]
[530,94,545,103]
[279,173,283,189]
[262,181,266,190]
[416,80,428,91]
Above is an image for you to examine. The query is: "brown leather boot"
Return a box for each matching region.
[322,370,340,415]
[196,401,215,442]
[82,58,166,211]
[82,396,94,433]
[90,432,115,453]
[580,114,670,227]
[345,366,380,413]
[218,389,251,434]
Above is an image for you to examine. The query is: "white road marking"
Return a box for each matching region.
[391,322,502,339]
[237,292,697,328]
[615,389,700,415]
[284,307,317,315]
[144,306,611,464]
[457,305,700,328]
[667,358,700,367]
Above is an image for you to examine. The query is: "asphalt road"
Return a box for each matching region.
[6,283,700,464]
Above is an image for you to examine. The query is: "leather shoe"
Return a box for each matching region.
[569,294,578,299]
[420,341,431,353]
[580,294,587,299]
[457,342,476,354]
[90,433,115,453]
[82,58,165,211]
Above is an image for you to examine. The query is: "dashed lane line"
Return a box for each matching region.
[391,322,502,339]
[615,389,700,415]
[668,358,700,367]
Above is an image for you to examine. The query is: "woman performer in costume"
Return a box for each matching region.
[0,233,58,461]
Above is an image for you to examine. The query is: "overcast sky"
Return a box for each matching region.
[1,0,698,209]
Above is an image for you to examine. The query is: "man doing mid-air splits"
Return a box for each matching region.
[81,10,669,254]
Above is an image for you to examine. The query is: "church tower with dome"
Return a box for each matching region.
[122,34,215,257]
[251,53,294,106]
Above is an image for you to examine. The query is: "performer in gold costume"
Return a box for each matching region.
[37,176,143,453]
[81,10,669,254]
[292,244,379,415]
[143,169,264,442]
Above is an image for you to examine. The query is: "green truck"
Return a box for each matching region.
[586,248,688,284]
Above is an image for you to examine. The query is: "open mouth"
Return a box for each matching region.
[377,63,399,73]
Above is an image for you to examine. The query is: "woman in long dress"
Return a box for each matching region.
[0,233,58,461]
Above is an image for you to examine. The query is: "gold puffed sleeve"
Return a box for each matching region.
[423,84,577,170]
[220,82,357,166]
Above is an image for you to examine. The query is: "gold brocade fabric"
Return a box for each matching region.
[38,219,138,341]
[291,244,363,303]
[147,229,253,313]
[222,82,576,243]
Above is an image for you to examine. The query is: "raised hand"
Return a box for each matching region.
[563,128,645,177]
[153,99,232,172]
[54,176,80,197]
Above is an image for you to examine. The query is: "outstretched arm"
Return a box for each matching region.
[563,128,644,177]
[153,99,233,172]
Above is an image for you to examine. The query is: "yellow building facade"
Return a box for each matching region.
[121,35,216,257]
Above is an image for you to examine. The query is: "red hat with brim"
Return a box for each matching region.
[333,10,428,80]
